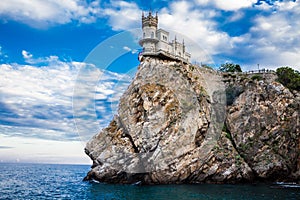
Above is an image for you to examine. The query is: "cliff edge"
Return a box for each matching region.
[84,57,299,184]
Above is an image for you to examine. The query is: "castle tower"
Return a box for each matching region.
[138,12,191,63]
[139,11,159,53]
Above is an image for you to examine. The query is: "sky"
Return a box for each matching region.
[0,0,299,164]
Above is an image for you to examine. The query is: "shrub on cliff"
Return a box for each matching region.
[219,63,242,73]
[276,66,300,91]
[251,75,263,81]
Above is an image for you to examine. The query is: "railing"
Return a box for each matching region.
[239,69,276,75]
[192,64,276,75]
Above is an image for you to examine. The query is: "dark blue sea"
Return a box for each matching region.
[0,163,299,200]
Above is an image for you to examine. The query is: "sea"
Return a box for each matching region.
[0,163,299,200]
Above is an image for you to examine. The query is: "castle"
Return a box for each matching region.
[138,12,191,63]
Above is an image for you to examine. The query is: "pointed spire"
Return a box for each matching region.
[142,11,144,18]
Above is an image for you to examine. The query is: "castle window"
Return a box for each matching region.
[143,32,145,38]
[151,32,154,38]
[163,35,167,41]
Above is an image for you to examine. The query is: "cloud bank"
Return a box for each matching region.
[0,51,131,142]
[0,0,101,28]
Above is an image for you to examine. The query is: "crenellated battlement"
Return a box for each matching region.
[142,11,158,28]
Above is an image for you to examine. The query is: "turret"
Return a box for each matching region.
[142,11,158,29]
[139,11,159,53]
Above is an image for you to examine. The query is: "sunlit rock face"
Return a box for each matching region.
[84,57,299,184]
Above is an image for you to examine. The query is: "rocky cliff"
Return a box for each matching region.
[224,72,300,181]
[84,57,300,184]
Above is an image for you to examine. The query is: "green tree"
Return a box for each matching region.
[276,66,300,91]
[219,63,242,72]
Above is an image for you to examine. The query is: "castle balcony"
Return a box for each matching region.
[140,48,189,64]
[138,38,159,46]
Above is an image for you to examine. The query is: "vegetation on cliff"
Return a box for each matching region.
[276,66,300,91]
[219,63,242,73]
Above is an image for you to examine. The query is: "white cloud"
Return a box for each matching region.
[213,0,256,11]
[21,50,33,59]
[122,46,138,54]
[102,1,141,30]
[196,0,256,10]
[232,1,300,70]
[157,1,231,63]
[184,0,300,69]
[195,0,210,6]
[274,0,298,11]
[0,0,101,28]
[228,11,245,22]
[0,0,141,29]
[0,45,8,62]
[22,50,67,65]
[256,0,298,11]
[123,46,131,52]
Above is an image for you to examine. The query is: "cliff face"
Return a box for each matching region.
[224,73,300,180]
[84,58,300,184]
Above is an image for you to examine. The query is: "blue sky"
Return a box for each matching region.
[0,0,299,164]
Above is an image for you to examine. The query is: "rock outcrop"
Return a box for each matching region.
[84,58,300,184]
[224,73,300,181]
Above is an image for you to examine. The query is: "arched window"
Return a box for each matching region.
[143,32,145,38]
[151,32,154,38]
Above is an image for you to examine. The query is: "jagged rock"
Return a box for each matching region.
[84,57,300,184]
[225,75,300,181]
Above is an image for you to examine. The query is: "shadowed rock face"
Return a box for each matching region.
[84,58,299,184]
[224,74,300,180]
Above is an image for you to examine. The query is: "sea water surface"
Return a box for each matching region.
[0,163,299,200]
